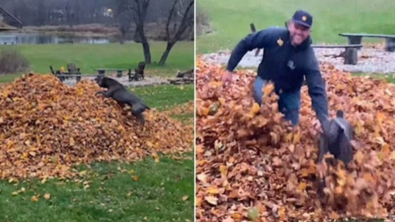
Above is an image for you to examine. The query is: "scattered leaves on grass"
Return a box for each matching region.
[182,195,189,201]
[0,74,193,180]
[44,193,51,200]
[31,195,39,202]
[196,59,395,221]
[163,101,194,116]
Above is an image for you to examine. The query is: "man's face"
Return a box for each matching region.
[288,21,311,45]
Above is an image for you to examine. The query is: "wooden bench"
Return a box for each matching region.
[339,33,395,52]
[50,63,82,82]
[311,44,363,65]
[128,62,146,82]
[93,68,127,78]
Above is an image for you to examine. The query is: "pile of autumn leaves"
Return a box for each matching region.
[196,60,395,221]
[0,74,193,180]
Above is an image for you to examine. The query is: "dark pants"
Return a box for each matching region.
[253,76,301,126]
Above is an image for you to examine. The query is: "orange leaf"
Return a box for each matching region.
[207,186,220,194]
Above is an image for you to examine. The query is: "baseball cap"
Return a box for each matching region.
[292,10,313,28]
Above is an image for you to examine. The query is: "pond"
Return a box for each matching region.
[0,32,116,45]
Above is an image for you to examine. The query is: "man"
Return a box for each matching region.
[222,10,333,137]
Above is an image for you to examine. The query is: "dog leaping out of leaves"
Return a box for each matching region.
[94,76,150,124]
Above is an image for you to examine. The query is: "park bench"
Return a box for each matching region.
[93,68,127,78]
[50,63,82,82]
[93,62,145,82]
[339,33,395,52]
[311,44,363,65]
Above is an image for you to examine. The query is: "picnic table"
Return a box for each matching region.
[339,33,395,52]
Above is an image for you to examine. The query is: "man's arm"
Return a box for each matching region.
[304,50,329,124]
[226,27,279,72]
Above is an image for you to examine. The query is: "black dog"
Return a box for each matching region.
[95,76,150,124]
[318,110,354,165]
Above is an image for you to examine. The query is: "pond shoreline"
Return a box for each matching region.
[12,23,194,41]
[20,24,118,38]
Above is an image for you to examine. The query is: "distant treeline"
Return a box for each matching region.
[1,0,190,26]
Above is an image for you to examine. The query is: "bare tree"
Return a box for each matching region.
[131,0,151,64]
[158,0,193,66]
[115,0,132,44]
[65,1,75,28]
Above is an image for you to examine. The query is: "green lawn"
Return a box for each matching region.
[131,84,194,111]
[0,41,194,82]
[0,84,194,222]
[352,72,395,83]
[197,0,395,53]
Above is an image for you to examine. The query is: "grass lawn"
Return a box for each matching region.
[131,84,194,112]
[197,0,395,53]
[0,41,194,82]
[352,72,395,83]
[0,84,194,222]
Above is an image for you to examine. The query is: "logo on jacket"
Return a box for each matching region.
[277,38,283,46]
[287,60,295,70]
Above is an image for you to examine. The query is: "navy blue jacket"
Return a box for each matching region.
[226,26,328,122]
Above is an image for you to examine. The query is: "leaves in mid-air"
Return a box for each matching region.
[196,57,395,221]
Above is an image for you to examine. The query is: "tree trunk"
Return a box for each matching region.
[140,34,151,64]
[142,40,151,64]
[137,25,151,64]
[159,42,175,66]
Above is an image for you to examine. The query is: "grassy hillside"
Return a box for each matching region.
[197,0,395,53]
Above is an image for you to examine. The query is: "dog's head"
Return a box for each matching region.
[94,75,106,87]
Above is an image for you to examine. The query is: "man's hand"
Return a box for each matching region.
[222,70,233,86]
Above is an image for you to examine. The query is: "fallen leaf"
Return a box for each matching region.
[207,187,220,194]
[204,196,218,205]
[31,195,39,202]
